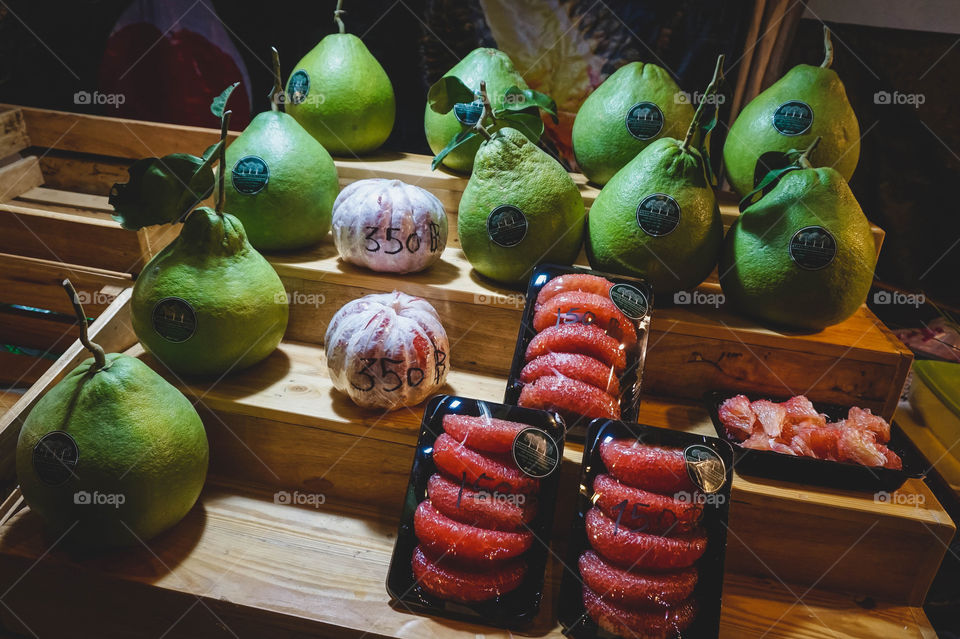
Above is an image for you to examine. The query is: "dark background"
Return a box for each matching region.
[0,0,957,309]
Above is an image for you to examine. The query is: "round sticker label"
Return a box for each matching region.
[454,99,484,126]
[772,100,813,136]
[789,226,837,270]
[609,283,649,320]
[287,70,310,105]
[512,427,560,478]
[152,297,197,343]
[636,193,681,237]
[487,205,528,247]
[232,156,269,195]
[625,102,664,140]
[33,431,79,485]
[684,444,726,494]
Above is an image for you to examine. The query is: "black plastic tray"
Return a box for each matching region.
[385,394,566,628]
[503,263,655,440]
[704,391,926,492]
[558,419,734,639]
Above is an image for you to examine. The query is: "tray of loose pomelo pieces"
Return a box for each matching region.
[0,100,949,638]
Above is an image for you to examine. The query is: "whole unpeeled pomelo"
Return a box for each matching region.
[719,166,875,330]
[224,110,339,251]
[286,33,395,155]
[458,127,585,287]
[16,352,208,547]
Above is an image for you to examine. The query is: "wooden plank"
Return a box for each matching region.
[0,350,49,388]
[0,288,136,483]
[0,108,30,158]
[0,253,131,316]
[35,152,131,196]
[0,307,79,352]
[0,201,153,273]
[15,186,113,213]
[0,483,940,638]
[0,157,43,202]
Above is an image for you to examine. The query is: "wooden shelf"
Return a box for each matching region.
[0,483,939,639]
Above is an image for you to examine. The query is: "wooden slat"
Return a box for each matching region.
[0,253,131,316]
[0,157,44,202]
[0,350,50,388]
[0,201,158,273]
[0,483,939,639]
[0,108,30,158]
[35,152,131,196]
[0,308,78,352]
[0,288,136,482]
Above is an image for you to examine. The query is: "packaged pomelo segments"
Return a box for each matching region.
[386,395,565,628]
[559,419,734,639]
[504,264,654,439]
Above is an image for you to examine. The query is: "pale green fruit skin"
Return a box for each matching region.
[723,64,860,197]
[573,62,695,186]
[132,208,289,376]
[719,167,875,330]
[286,33,395,155]
[586,137,723,295]
[425,48,534,173]
[224,111,339,251]
[458,128,585,287]
[16,353,208,548]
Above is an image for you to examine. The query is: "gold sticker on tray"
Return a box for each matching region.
[684,444,726,493]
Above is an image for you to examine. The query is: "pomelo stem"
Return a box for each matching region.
[821,26,834,68]
[475,80,493,140]
[682,54,725,151]
[798,135,822,168]
[334,0,346,34]
[216,111,231,214]
[62,279,106,370]
[270,47,283,112]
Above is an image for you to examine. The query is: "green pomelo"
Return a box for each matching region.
[131,208,288,376]
[224,111,339,251]
[16,353,208,548]
[286,33,395,155]
[573,62,694,186]
[719,166,875,330]
[458,128,585,287]
[425,48,536,173]
[586,137,722,295]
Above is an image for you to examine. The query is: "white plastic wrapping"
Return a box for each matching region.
[325,291,450,410]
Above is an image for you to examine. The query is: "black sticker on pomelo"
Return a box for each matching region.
[512,427,560,478]
[625,102,664,140]
[609,283,649,320]
[636,193,681,236]
[487,205,527,247]
[232,156,269,195]
[789,226,837,270]
[33,431,79,486]
[454,98,484,126]
[772,100,813,136]
[287,70,310,105]
[684,444,726,494]
[152,297,197,343]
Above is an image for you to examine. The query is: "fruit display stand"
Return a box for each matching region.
[0,104,951,638]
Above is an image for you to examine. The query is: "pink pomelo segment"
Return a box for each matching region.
[411,546,526,602]
[525,323,627,373]
[432,433,540,494]
[536,273,614,308]
[582,585,697,639]
[532,291,637,349]
[585,508,707,571]
[598,438,696,495]
[519,375,620,422]
[427,473,536,532]
[578,550,697,609]
[592,474,702,534]
[520,352,620,396]
[414,501,533,562]
[441,414,527,454]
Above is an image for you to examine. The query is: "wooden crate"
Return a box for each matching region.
[0,291,948,639]
[0,103,944,638]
